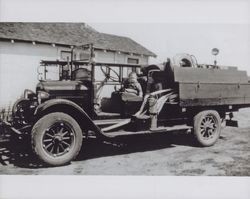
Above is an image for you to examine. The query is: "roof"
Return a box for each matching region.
[0,22,156,57]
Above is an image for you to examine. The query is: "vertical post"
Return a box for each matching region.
[214,55,217,66]
[70,45,75,79]
[89,43,96,118]
[119,66,122,82]
[71,46,74,65]
[67,56,70,80]
[90,43,95,82]
[44,65,47,80]
[7,103,11,122]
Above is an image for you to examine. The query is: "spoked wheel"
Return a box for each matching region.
[42,122,76,157]
[32,112,83,166]
[193,110,221,147]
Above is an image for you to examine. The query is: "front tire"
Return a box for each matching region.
[193,110,221,147]
[31,112,83,166]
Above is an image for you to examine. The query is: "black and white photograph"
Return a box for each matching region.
[0,0,249,198]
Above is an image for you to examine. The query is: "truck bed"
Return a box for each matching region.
[172,66,250,107]
[179,82,250,107]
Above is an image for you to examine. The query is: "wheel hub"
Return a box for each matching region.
[200,115,217,139]
[54,134,63,142]
[204,121,214,130]
[42,122,75,157]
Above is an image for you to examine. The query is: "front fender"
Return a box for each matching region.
[34,99,105,138]
[34,99,83,115]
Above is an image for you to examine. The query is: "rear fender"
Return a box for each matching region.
[34,99,104,137]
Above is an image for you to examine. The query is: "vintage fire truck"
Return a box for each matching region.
[2,44,250,166]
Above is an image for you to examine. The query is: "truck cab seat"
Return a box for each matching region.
[72,68,92,88]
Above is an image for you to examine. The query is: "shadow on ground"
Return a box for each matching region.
[0,132,202,169]
[76,132,196,161]
[0,138,44,169]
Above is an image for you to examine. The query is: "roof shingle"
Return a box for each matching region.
[0,22,156,57]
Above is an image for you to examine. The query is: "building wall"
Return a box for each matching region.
[95,50,148,64]
[0,41,71,107]
[0,40,149,107]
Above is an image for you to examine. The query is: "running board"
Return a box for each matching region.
[103,125,192,138]
[93,118,129,126]
[102,119,131,132]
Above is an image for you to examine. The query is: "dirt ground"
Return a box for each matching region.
[0,109,250,176]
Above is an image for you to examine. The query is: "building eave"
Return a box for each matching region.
[0,37,156,58]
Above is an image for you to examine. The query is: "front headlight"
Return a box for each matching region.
[24,89,35,99]
[37,91,50,104]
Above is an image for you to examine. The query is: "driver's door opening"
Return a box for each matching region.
[94,65,144,118]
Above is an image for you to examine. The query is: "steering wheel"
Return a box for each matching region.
[101,66,120,81]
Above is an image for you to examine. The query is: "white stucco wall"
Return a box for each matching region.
[0,40,149,107]
[0,41,69,107]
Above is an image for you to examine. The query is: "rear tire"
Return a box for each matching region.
[193,110,221,147]
[31,112,83,166]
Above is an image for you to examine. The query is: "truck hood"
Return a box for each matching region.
[36,80,89,92]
